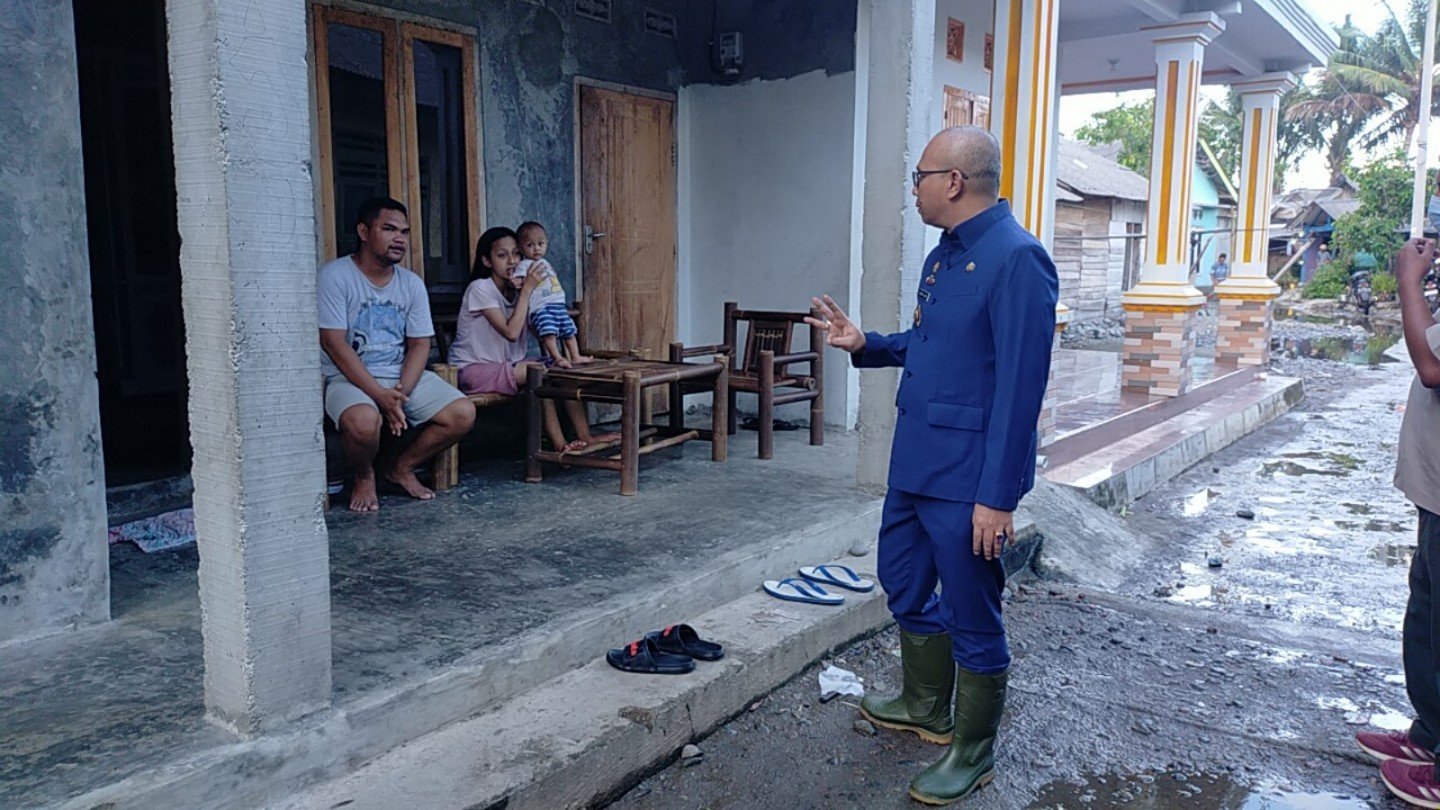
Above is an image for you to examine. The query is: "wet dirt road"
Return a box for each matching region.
[608,338,1420,809]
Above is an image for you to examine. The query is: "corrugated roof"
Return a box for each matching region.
[1316,198,1361,220]
[1055,138,1149,202]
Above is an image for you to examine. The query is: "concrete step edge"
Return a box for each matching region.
[274,550,896,810]
[1044,376,1304,507]
[60,501,885,810]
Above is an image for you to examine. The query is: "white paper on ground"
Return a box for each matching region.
[818,664,864,698]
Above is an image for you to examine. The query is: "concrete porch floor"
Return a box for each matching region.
[2,428,885,808]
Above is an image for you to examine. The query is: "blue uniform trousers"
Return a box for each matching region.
[878,488,1010,674]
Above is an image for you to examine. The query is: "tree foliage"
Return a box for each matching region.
[1074,100,1155,175]
[1329,151,1429,265]
[1289,4,1440,186]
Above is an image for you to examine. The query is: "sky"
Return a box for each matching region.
[1056,1,1411,190]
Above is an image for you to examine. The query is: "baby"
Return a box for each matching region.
[514,221,590,368]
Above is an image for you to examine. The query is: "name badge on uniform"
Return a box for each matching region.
[918,289,933,302]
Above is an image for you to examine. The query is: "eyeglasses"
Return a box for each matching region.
[912,168,967,188]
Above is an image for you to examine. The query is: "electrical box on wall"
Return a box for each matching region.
[716,31,743,77]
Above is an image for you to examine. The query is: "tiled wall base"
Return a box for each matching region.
[1038,327,1064,448]
[1122,306,1198,397]
[1215,296,1273,366]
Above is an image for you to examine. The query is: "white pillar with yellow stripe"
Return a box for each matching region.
[988,0,1071,444]
[1215,73,1294,366]
[1121,13,1224,397]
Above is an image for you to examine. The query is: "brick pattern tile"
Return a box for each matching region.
[1215,298,1272,366]
[1121,308,1197,397]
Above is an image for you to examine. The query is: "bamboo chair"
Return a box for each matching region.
[669,301,824,459]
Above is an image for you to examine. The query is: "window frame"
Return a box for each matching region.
[311,6,483,281]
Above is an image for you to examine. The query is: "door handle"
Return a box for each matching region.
[584,224,607,255]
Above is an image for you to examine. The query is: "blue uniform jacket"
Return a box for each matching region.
[852,201,1059,512]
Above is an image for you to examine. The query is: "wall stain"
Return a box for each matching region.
[0,526,60,588]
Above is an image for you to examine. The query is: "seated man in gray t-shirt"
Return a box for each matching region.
[318,197,474,512]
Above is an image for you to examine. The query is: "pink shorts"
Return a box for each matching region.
[457,361,520,396]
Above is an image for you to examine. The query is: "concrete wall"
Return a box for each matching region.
[0,2,110,645]
[922,0,994,258]
[930,0,994,134]
[678,69,858,425]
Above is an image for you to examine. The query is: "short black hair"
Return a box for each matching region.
[516,221,547,240]
[472,226,518,280]
[356,197,408,231]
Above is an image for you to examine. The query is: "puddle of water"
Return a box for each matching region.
[1368,708,1411,731]
[1278,334,1399,366]
[1316,696,1361,713]
[1030,772,1371,809]
[1364,520,1407,533]
[1370,543,1416,567]
[1260,460,1348,478]
[1182,488,1217,517]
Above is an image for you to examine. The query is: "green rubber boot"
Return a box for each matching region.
[859,630,955,744]
[907,669,1007,806]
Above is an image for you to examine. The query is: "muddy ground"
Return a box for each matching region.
[608,321,1418,810]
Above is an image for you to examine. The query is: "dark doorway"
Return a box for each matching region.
[74,0,189,486]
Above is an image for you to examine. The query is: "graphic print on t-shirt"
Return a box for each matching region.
[352,300,407,373]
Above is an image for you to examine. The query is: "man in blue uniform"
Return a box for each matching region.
[807,125,1058,805]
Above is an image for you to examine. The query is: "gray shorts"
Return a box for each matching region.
[324,370,467,426]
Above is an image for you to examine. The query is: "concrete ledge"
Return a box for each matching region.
[59,502,885,809]
[1044,374,1304,508]
[275,512,1039,810]
[275,555,893,810]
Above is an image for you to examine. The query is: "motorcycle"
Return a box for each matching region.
[1348,271,1373,316]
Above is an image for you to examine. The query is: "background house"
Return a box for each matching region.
[1053,138,1148,322]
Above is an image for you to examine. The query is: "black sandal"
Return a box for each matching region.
[645,624,725,661]
[606,636,695,674]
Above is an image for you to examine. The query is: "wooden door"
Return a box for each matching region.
[578,86,677,363]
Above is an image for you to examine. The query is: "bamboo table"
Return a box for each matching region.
[524,358,728,495]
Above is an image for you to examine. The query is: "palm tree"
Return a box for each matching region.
[1287,17,1393,186]
[1328,0,1440,150]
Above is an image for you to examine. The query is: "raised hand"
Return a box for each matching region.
[803,294,867,353]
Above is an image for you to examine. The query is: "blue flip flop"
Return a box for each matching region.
[763,577,844,606]
[799,564,876,593]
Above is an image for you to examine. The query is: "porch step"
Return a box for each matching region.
[1042,362,1260,471]
[1042,373,1305,508]
[55,496,888,809]
[272,523,1040,810]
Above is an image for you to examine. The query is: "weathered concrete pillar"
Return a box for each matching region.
[1216,74,1295,366]
[988,0,1069,444]
[0,2,110,645]
[854,0,937,492]
[166,0,332,736]
[1121,13,1224,397]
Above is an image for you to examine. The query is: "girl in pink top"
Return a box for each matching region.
[450,227,609,452]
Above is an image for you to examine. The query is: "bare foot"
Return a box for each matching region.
[575,355,595,365]
[383,466,435,501]
[349,476,380,513]
[560,439,588,454]
[591,432,621,444]
[555,357,573,369]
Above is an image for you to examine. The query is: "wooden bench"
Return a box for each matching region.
[425,301,646,490]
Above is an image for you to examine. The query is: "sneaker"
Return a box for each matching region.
[1381,758,1440,808]
[1358,729,1435,766]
